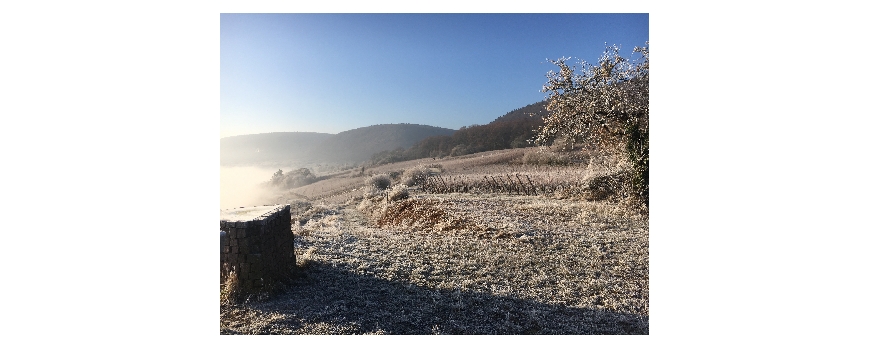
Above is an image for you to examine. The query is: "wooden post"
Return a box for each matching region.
[525,174,538,196]
[497,175,510,194]
[515,173,528,195]
[505,174,518,195]
[483,175,494,193]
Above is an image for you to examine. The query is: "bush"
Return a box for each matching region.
[387,184,409,202]
[401,166,427,186]
[580,172,629,201]
[270,168,318,189]
[366,174,392,190]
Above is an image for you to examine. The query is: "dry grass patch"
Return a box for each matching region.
[377,198,445,228]
[220,270,240,306]
[375,198,483,232]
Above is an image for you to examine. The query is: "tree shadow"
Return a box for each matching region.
[221,261,648,335]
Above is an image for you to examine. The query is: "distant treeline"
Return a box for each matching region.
[370,101,549,165]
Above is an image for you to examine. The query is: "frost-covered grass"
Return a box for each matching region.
[221,192,647,334]
[222,147,648,334]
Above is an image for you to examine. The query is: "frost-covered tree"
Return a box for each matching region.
[535,43,649,204]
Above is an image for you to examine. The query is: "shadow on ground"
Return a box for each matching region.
[220,261,648,335]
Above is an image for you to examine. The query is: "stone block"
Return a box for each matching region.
[249,266,263,279]
[220,205,296,294]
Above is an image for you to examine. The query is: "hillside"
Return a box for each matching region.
[220,102,548,168]
[221,147,648,334]
[311,124,455,164]
[220,132,332,167]
[370,101,550,165]
[490,100,548,124]
[220,124,455,167]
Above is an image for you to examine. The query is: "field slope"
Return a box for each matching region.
[220,148,649,334]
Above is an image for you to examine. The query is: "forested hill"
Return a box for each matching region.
[220,124,455,167]
[220,102,549,167]
[490,100,548,124]
[370,101,550,165]
[309,124,456,164]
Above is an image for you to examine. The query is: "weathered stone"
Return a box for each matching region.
[220,205,294,294]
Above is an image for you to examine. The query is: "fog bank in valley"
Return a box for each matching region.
[220,166,281,210]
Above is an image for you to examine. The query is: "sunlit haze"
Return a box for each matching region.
[221,13,649,138]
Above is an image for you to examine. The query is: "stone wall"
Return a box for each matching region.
[220,205,295,292]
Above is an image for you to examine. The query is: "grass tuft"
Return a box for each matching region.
[220,270,240,306]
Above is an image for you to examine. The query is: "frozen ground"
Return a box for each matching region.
[220,192,648,334]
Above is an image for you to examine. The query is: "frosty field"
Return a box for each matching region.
[220,148,649,334]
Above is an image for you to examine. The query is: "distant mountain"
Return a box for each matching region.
[220,132,332,166]
[220,124,455,167]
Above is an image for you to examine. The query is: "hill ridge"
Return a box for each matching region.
[220,123,455,167]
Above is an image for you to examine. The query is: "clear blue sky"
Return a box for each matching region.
[220,13,648,138]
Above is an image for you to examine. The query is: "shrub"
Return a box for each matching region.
[269,168,318,189]
[366,174,392,190]
[387,184,409,202]
[361,185,384,200]
[401,166,427,186]
[580,172,629,201]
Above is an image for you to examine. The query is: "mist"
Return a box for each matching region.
[220,166,282,209]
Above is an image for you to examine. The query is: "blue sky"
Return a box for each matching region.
[221,13,648,138]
